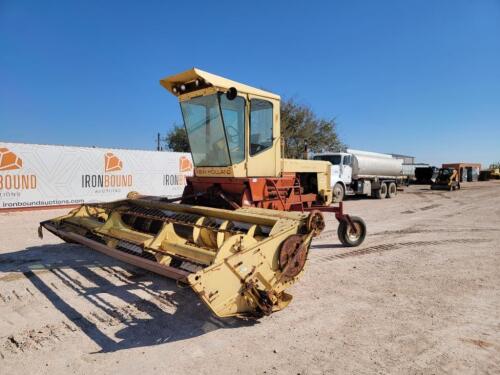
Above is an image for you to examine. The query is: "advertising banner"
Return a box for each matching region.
[0,142,193,210]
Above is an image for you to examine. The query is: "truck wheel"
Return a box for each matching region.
[333,183,344,202]
[375,183,387,199]
[337,216,366,247]
[387,182,397,198]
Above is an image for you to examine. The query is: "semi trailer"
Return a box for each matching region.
[313,149,405,202]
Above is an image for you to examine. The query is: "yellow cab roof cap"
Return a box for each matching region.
[160,67,280,100]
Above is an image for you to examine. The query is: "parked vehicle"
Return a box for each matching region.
[414,166,439,184]
[489,163,500,179]
[40,68,367,319]
[313,149,405,202]
[431,168,460,191]
[402,163,429,182]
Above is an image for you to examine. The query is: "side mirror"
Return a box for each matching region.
[226,87,238,100]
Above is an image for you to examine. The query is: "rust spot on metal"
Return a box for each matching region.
[279,234,308,279]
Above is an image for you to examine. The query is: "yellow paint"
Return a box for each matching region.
[161,68,333,205]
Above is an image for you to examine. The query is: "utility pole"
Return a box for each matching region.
[157,133,161,151]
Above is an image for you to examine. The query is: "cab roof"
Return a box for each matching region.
[160,68,280,100]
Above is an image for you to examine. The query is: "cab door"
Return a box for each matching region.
[342,155,352,183]
[246,96,280,177]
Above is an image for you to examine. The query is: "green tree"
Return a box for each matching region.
[163,99,346,157]
[280,98,346,159]
[164,124,190,152]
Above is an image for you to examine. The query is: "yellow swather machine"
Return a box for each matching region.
[40,68,366,318]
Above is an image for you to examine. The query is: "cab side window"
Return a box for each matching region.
[250,99,273,155]
[343,155,351,165]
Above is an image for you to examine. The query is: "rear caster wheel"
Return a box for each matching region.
[337,216,366,247]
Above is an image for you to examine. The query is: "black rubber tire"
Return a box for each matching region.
[337,216,367,247]
[333,183,345,203]
[375,183,387,199]
[387,182,397,198]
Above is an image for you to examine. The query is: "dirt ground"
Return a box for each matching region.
[1,182,499,374]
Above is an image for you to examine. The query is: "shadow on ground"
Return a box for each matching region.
[0,243,257,352]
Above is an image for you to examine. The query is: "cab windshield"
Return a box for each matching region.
[313,154,342,165]
[180,93,245,167]
[438,168,452,177]
[436,168,453,182]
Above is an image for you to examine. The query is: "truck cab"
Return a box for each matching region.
[313,152,353,201]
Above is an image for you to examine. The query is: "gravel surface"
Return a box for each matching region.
[1,182,499,374]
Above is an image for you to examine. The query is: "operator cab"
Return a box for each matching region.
[435,168,455,182]
[160,68,281,178]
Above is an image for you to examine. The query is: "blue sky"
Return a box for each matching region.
[1,0,499,166]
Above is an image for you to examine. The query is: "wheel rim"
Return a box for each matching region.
[334,185,343,199]
[347,222,362,241]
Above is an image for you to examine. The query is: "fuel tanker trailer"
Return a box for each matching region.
[39,68,367,318]
[313,149,405,201]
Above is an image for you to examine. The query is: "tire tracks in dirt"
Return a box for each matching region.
[0,286,38,305]
[309,238,492,264]
[0,291,179,359]
[370,227,500,237]
[0,321,79,359]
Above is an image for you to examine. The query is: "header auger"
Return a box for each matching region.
[40,196,320,317]
[40,68,366,318]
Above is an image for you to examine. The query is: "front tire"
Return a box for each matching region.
[337,216,366,247]
[333,183,345,203]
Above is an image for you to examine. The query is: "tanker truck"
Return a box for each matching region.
[313,149,405,202]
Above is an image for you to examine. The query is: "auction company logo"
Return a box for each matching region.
[81,152,133,188]
[0,148,37,190]
[163,156,193,186]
